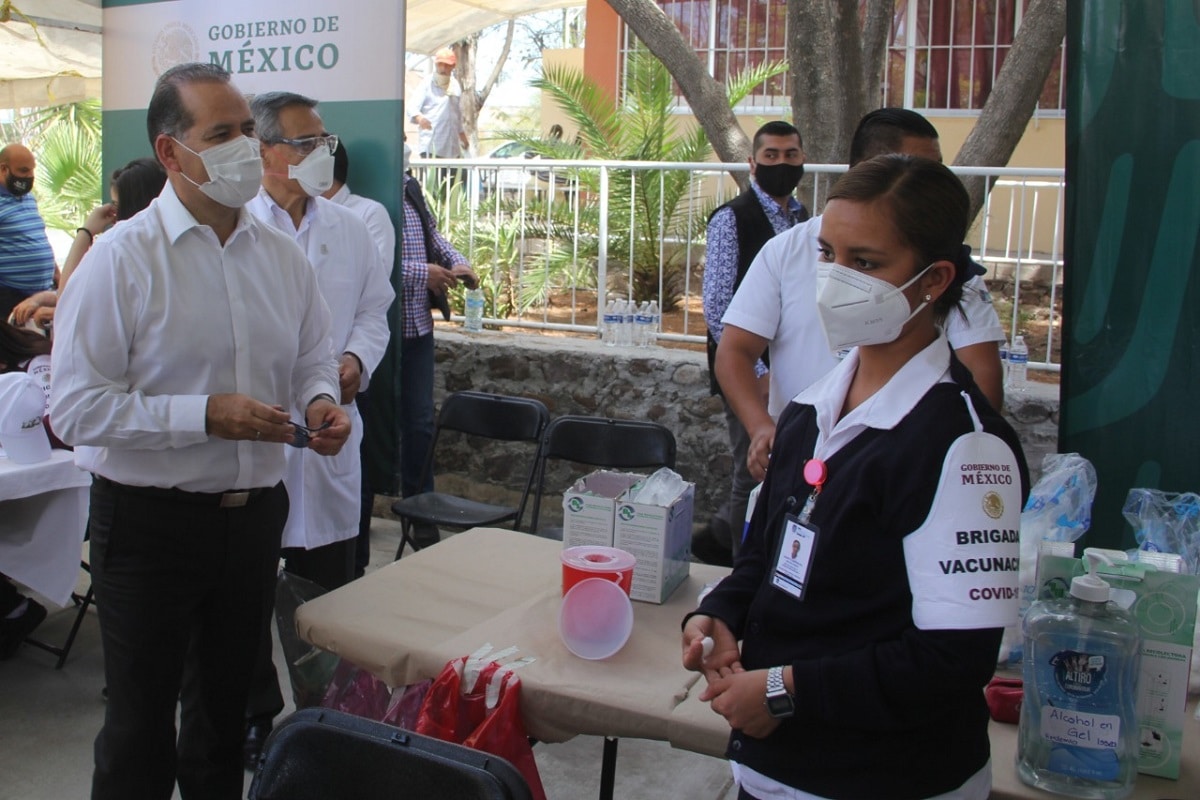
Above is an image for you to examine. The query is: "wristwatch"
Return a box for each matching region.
[765,665,794,718]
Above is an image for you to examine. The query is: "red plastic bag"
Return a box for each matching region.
[415,655,547,800]
[381,678,432,730]
[319,660,391,721]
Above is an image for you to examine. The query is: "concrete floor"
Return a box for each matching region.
[0,518,737,800]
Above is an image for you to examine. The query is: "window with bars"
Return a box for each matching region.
[621,0,1064,114]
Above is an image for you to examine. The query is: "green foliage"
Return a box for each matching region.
[498,49,787,311]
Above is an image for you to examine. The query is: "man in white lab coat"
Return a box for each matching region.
[242,90,393,765]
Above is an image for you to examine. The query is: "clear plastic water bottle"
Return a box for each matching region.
[647,300,659,347]
[622,300,635,347]
[635,302,652,347]
[1008,335,1028,390]
[463,288,484,333]
[999,338,1010,387]
[602,300,618,346]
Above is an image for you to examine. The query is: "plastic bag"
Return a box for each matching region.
[1122,488,1200,575]
[274,571,340,708]
[319,660,392,720]
[627,467,687,506]
[415,651,547,800]
[381,679,432,730]
[999,453,1098,665]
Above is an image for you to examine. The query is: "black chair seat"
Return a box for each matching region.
[393,391,549,560]
[391,493,518,530]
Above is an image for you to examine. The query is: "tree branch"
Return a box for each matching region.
[478,19,515,107]
[603,0,751,186]
[952,0,1067,219]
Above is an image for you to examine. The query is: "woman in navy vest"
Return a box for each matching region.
[683,155,1030,800]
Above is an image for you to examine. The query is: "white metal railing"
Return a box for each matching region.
[410,157,1065,370]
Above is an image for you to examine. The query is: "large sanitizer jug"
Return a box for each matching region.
[1017,552,1140,798]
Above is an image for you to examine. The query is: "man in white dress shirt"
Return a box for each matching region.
[241,90,393,761]
[49,63,350,800]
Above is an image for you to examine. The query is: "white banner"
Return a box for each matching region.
[103,0,403,110]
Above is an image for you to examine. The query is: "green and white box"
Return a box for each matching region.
[562,471,643,548]
[614,482,694,604]
[1037,550,1199,779]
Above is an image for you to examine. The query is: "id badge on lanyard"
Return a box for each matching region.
[770,459,825,601]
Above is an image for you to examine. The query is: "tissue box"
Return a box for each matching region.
[561,470,642,548]
[614,482,694,604]
[1037,551,1199,779]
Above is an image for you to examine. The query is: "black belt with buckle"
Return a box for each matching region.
[94,476,272,508]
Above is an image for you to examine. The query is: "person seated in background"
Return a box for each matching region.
[0,319,55,659]
[9,158,167,331]
[684,155,1029,800]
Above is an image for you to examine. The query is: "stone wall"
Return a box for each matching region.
[414,329,1060,528]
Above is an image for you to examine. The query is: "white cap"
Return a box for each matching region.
[1070,550,1112,603]
[0,372,52,464]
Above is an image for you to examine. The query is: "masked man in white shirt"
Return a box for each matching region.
[50,63,350,800]
[243,91,393,764]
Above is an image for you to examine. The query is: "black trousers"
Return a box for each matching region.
[88,478,288,800]
[246,537,354,723]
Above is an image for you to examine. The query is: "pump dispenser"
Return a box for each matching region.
[1017,552,1140,798]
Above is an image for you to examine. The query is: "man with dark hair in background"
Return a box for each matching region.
[50,63,350,799]
[694,121,808,566]
[716,108,1005,490]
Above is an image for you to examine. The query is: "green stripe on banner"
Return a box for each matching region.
[102,99,405,495]
[1061,2,1200,549]
[102,0,168,7]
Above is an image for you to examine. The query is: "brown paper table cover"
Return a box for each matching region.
[296,528,1200,797]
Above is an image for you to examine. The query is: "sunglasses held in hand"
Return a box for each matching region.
[289,420,332,448]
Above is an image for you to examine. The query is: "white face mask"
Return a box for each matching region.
[174,136,263,208]
[288,146,334,197]
[815,262,933,351]
[433,71,451,89]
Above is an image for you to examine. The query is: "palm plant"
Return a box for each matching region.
[503,48,786,311]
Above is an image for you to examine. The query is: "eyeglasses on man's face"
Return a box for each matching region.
[270,133,338,157]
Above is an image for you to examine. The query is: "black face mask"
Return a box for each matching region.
[5,174,33,197]
[753,162,804,198]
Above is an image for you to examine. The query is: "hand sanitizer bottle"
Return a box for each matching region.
[1017,552,1140,799]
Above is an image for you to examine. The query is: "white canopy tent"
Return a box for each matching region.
[404,0,582,54]
[0,0,579,109]
[0,0,101,109]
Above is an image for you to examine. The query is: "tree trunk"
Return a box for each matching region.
[789,0,872,164]
[454,22,515,155]
[603,0,751,187]
[952,0,1067,220]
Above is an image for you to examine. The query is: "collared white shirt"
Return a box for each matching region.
[246,189,393,547]
[722,216,1004,419]
[326,184,396,274]
[50,181,339,493]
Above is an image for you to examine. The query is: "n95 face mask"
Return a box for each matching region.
[815,262,932,351]
[175,135,264,208]
[288,146,335,197]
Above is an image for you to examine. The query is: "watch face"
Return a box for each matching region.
[766,693,794,718]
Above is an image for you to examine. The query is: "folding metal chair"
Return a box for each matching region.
[25,555,94,670]
[392,391,550,559]
[528,415,677,538]
[249,707,534,800]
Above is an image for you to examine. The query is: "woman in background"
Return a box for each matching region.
[683,155,1030,800]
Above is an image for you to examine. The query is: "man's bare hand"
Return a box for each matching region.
[450,264,479,290]
[338,353,362,404]
[206,394,292,442]
[426,264,456,295]
[304,398,351,456]
[747,421,776,482]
